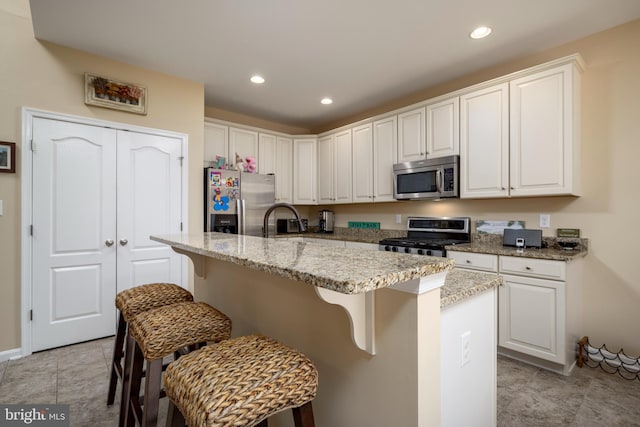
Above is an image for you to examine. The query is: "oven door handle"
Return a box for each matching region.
[436,169,443,194]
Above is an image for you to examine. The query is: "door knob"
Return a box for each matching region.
[105,239,114,247]
[120,239,128,246]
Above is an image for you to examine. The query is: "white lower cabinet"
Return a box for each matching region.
[499,273,565,364]
[448,250,583,375]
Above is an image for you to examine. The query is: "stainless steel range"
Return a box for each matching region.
[378,217,471,257]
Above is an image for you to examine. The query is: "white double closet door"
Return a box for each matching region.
[31,117,184,351]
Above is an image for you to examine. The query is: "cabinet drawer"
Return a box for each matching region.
[448,251,498,272]
[499,256,565,281]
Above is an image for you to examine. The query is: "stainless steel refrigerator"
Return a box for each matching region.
[204,168,275,236]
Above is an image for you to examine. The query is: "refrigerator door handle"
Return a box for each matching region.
[237,198,246,235]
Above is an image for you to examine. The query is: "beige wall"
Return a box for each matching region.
[207,20,640,356]
[0,1,204,352]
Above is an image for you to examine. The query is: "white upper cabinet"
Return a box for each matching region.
[334,130,353,204]
[293,138,317,205]
[460,83,510,198]
[509,63,581,197]
[258,133,277,174]
[426,95,459,158]
[397,107,426,162]
[260,133,293,203]
[229,127,259,169]
[204,122,229,163]
[372,116,397,202]
[318,130,352,204]
[317,135,335,203]
[275,137,293,203]
[352,123,374,203]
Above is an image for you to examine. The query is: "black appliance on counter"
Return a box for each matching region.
[378,216,470,257]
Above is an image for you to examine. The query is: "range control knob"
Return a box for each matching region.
[417,249,424,255]
[426,250,432,256]
[384,245,392,251]
[404,247,411,253]
[391,246,398,252]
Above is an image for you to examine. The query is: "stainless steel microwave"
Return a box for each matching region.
[393,155,459,200]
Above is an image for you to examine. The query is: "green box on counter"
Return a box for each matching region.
[557,228,580,238]
[348,221,380,229]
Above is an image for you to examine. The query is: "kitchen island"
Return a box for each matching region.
[151,232,501,427]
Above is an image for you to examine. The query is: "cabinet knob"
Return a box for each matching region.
[120,239,128,246]
[105,239,114,247]
[501,187,506,190]
[525,266,531,270]
[510,187,515,190]
[465,259,472,264]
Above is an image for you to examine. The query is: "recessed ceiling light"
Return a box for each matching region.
[250,75,265,84]
[320,98,333,105]
[470,26,492,39]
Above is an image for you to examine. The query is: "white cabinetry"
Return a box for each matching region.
[509,63,581,196]
[372,116,397,202]
[352,123,374,203]
[498,256,568,365]
[426,95,459,158]
[258,133,277,174]
[460,59,582,199]
[397,107,426,162]
[204,122,229,163]
[460,83,510,198]
[260,133,293,203]
[318,130,352,204]
[293,138,317,205]
[229,127,259,168]
[448,250,583,375]
[317,135,334,203]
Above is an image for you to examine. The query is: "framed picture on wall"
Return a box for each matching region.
[84,73,148,115]
[0,141,16,174]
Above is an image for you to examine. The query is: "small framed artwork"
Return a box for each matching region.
[0,141,16,174]
[84,73,147,115]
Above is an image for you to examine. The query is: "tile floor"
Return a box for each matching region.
[1,337,639,426]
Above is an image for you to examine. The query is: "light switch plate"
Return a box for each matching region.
[539,214,550,228]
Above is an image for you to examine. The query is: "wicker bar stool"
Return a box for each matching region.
[108,283,194,406]
[164,334,318,427]
[122,301,232,427]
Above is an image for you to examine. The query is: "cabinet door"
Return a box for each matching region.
[293,138,317,204]
[352,123,374,203]
[426,96,459,158]
[499,274,565,363]
[510,64,578,196]
[397,107,426,162]
[258,133,277,174]
[275,137,293,203]
[460,83,509,198]
[229,127,259,169]
[317,135,335,203]
[204,122,228,163]
[334,130,352,204]
[373,116,397,202]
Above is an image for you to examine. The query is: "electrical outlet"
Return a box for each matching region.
[395,214,402,224]
[539,214,551,228]
[461,331,471,366]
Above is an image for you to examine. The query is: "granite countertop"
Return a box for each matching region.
[441,269,502,308]
[151,232,453,295]
[444,238,588,261]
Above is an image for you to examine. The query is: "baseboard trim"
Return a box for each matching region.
[0,347,22,362]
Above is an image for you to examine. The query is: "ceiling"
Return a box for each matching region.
[29,0,640,130]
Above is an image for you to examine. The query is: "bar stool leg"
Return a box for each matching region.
[292,402,315,427]
[108,311,127,405]
[119,333,136,427]
[125,340,145,427]
[166,402,186,427]
[141,358,163,427]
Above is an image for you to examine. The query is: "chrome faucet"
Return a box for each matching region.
[262,203,306,238]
